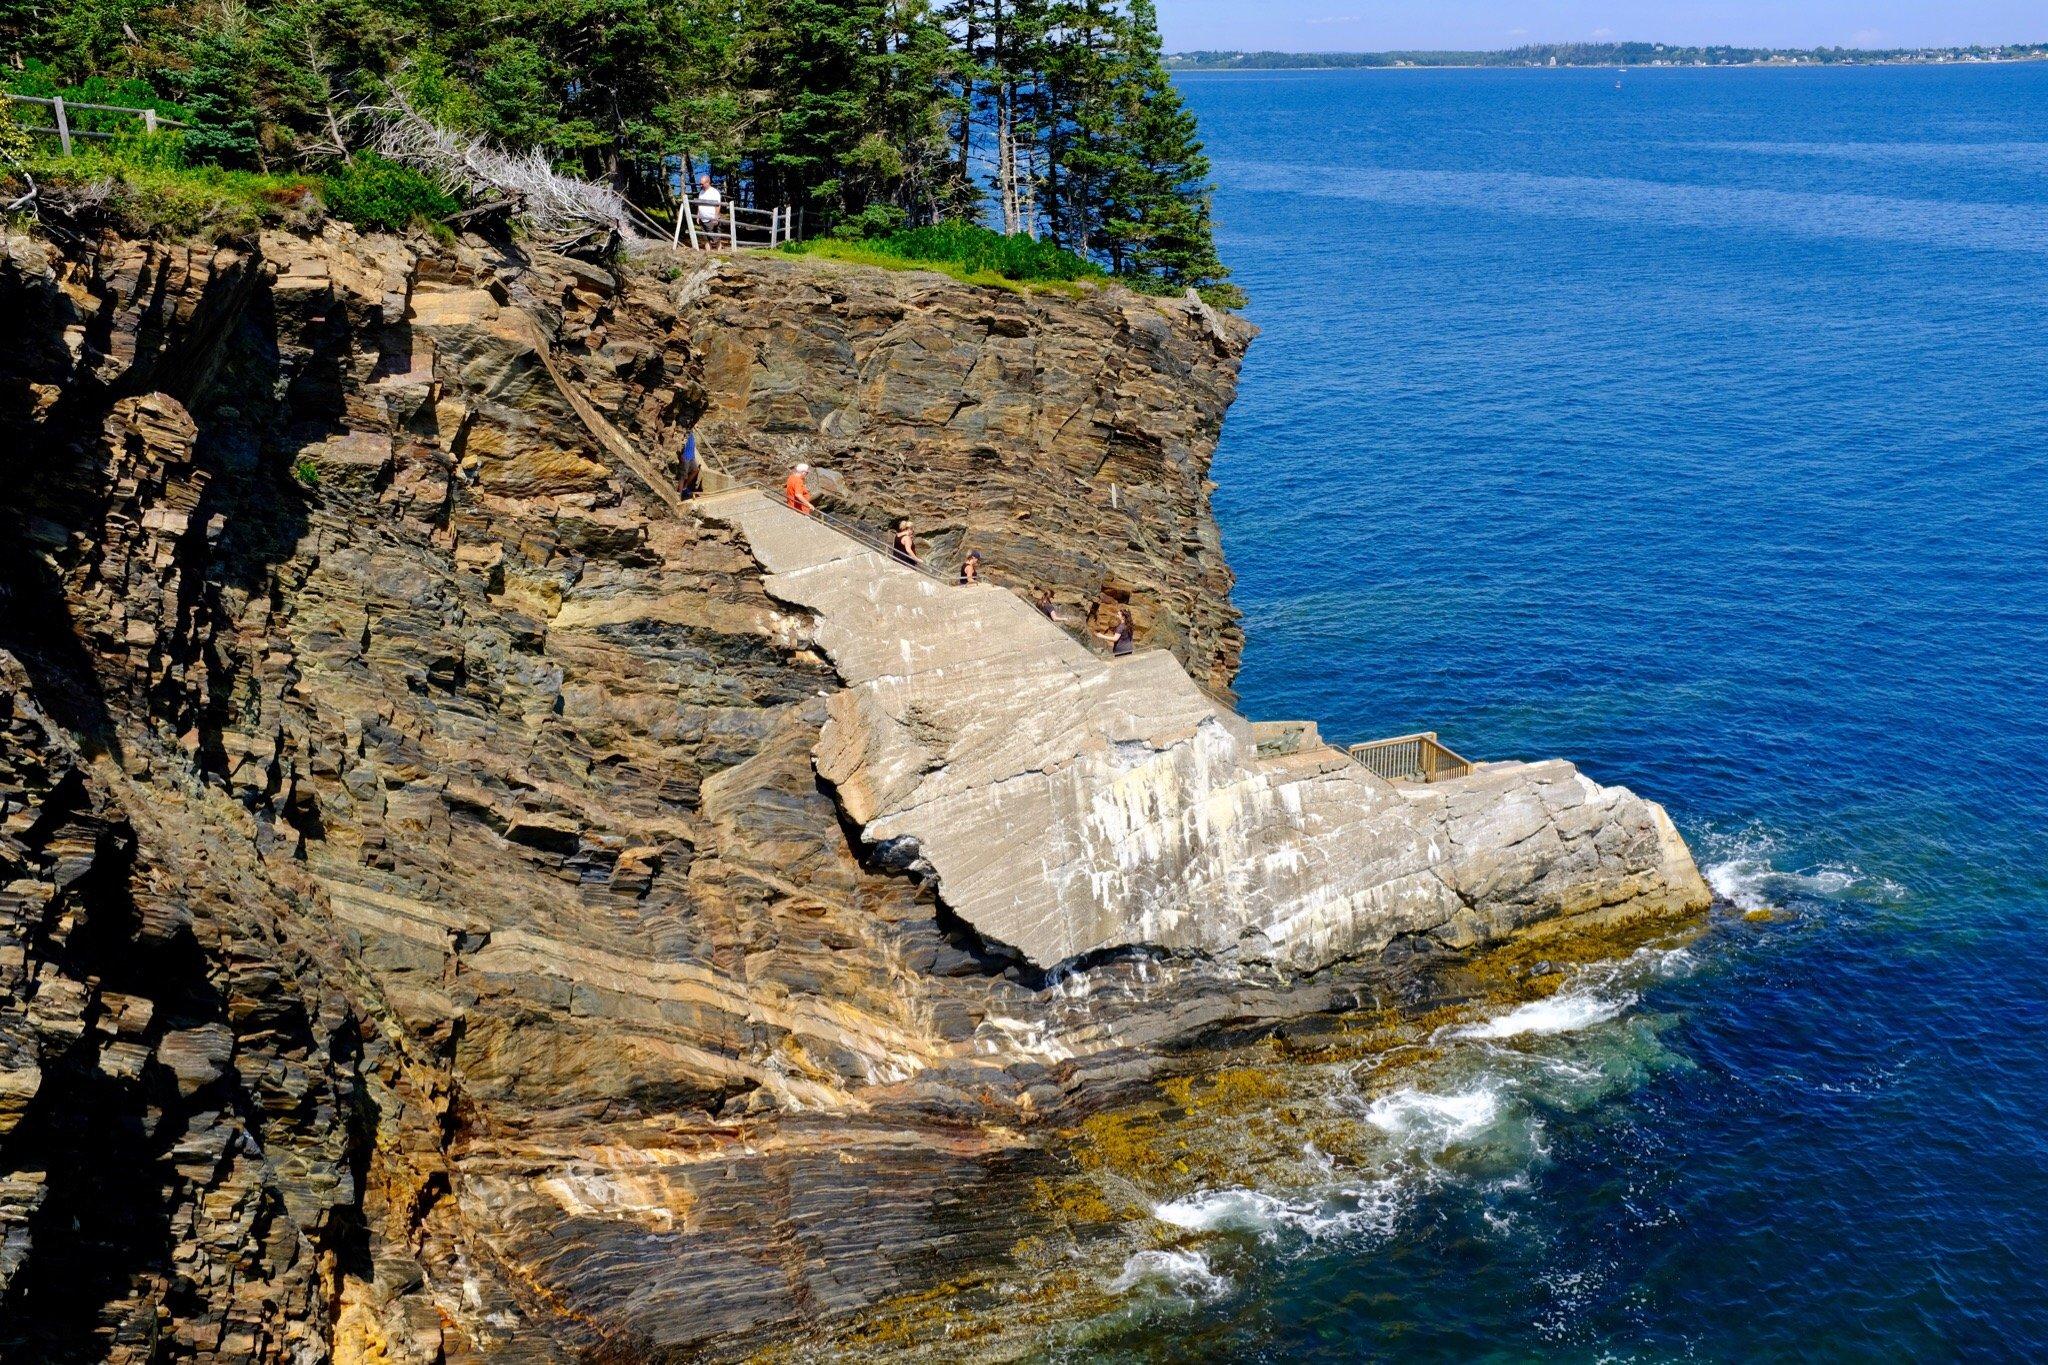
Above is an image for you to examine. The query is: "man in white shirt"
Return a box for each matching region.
[695,174,724,247]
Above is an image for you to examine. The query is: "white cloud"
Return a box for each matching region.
[1302,14,1361,25]
[1591,26,1617,40]
[1850,28,1889,47]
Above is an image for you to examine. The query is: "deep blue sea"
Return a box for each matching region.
[1157,64,2048,1360]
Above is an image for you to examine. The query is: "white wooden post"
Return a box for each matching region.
[682,195,700,250]
[143,108,157,134]
[51,96,71,156]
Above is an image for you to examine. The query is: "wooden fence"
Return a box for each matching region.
[3,91,183,156]
[670,194,793,251]
[1348,730,1476,784]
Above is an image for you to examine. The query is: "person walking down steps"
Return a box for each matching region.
[784,463,815,515]
[891,518,922,567]
[957,551,981,585]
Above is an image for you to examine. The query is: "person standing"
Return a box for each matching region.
[1097,607,1135,657]
[784,463,814,514]
[957,551,981,585]
[891,518,922,567]
[1035,588,1057,620]
[695,173,723,247]
[677,430,702,500]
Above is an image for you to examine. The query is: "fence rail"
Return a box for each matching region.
[670,194,792,251]
[1348,730,1475,784]
[3,91,183,156]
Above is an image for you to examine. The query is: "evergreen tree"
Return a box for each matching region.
[1095,0,1227,290]
[752,0,962,230]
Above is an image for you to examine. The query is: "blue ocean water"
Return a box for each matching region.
[1152,65,2048,1360]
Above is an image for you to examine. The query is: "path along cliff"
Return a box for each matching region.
[0,222,1709,1362]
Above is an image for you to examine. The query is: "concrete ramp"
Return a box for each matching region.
[699,490,1709,971]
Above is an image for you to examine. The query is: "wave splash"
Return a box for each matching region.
[1103,942,1710,1303]
[1698,824,1906,911]
[1106,1248,1232,1302]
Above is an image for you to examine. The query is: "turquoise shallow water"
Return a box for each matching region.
[1108,65,2048,1360]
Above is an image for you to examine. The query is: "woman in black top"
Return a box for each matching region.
[890,518,921,567]
[1102,608,1135,656]
[957,551,981,585]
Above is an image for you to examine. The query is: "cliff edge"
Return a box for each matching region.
[0,224,1707,1362]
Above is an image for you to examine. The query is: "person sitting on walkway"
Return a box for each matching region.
[957,551,981,585]
[1097,607,1135,657]
[784,463,814,514]
[890,518,922,567]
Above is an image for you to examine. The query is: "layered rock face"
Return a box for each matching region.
[667,255,1254,696]
[0,225,1707,1362]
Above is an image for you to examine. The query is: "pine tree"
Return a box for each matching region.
[1095,0,1228,290]
[753,0,963,231]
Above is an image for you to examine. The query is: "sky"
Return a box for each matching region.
[1155,1,2048,53]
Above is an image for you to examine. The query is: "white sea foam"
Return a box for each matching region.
[1701,826,1904,911]
[1365,1083,1503,1150]
[1107,1248,1231,1301]
[1152,1180,1404,1243]
[1451,990,1632,1040]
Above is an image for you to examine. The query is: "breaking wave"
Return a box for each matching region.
[1152,1179,1406,1244]
[1697,824,1907,911]
[1107,1248,1232,1302]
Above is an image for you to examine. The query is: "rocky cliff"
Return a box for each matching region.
[0,224,1708,1362]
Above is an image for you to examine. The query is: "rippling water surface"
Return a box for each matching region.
[1093,64,2048,1360]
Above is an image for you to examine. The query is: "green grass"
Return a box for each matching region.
[781,221,1105,295]
[23,148,323,237]
[9,141,460,240]
[779,219,1244,308]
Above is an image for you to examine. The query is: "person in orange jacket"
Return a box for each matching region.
[784,463,815,514]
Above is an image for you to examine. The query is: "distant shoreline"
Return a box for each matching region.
[1173,59,2048,73]
[1167,42,2048,73]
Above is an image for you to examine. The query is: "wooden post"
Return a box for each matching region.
[52,96,71,156]
[143,108,157,135]
[682,196,700,250]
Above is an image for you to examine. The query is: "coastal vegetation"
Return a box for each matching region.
[0,0,1232,295]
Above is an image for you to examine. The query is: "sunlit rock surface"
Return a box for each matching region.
[1,222,1705,1362]
[703,491,1708,972]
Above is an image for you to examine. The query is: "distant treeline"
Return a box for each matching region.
[1167,42,2048,71]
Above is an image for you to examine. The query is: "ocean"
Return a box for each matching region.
[1122,63,2048,1360]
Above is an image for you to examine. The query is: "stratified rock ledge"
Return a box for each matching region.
[701,489,1710,973]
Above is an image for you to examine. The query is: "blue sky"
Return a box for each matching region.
[1156,1,2047,53]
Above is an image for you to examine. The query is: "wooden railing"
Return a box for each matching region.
[1348,730,1475,784]
[3,91,183,156]
[670,194,794,251]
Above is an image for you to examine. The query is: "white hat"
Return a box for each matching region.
[795,463,809,473]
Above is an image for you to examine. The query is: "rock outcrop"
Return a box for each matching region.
[703,490,1705,971]
[663,255,1254,695]
[0,224,1708,1362]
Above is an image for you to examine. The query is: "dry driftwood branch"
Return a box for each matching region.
[373,95,649,251]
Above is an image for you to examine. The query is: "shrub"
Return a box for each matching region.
[320,154,459,233]
[293,458,321,488]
